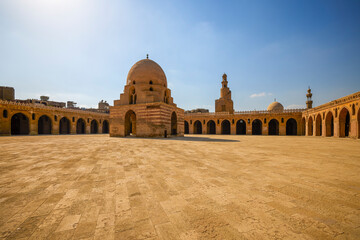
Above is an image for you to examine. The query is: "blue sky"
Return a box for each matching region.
[0,0,359,111]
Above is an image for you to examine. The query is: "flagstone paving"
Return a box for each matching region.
[0,135,359,239]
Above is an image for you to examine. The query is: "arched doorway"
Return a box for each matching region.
[11,113,29,135]
[252,119,262,135]
[125,110,136,136]
[102,120,109,133]
[358,108,360,139]
[236,120,246,135]
[221,120,230,134]
[339,108,350,137]
[315,114,322,136]
[59,117,70,134]
[171,112,177,135]
[76,118,86,134]
[91,120,98,134]
[38,115,52,134]
[193,120,202,134]
[301,117,306,135]
[308,116,313,136]
[325,111,334,137]
[184,121,189,134]
[286,118,297,135]
[268,119,279,135]
[207,120,216,134]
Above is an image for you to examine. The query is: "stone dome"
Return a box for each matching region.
[126,59,167,87]
[267,101,284,112]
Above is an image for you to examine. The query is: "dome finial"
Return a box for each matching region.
[146,54,149,59]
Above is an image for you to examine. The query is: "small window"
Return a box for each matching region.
[217,120,219,124]
[72,117,75,122]
[133,81,135,84]
[150,87,153,91]
[203,120,205,124]
[54,115,57,121]
[88,118,90,123]
[100,119,102,124]
[190,120,192,124]
[352,104,355,115]
[247,119,250,124]
[264,118,266,124]
[3,110,8,118]
[281,118,284,123]
[232,119,234,124]
[149,80,153,85]
[32,113,35,120]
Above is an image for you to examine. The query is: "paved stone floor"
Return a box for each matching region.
[0,135,359,240]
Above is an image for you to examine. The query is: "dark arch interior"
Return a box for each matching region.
[308,117,313,136]
[91,120,98,134]
[207,120,216,134]
[358,108,360,138]
[102,120,109,134]
[3,110,8,118]
[194,121,202,134]
[77,119,86,134]
[315,115,322,136]
[236,120,246,135]
[171,112,177,135]
[339,108,350,137]
[184,121,189,134]
[252,119,262,135]
[11,113,29,135]
[286,118,297,135]
[125,110,136,136]
[268,119,279,135]
[59,117,70,134]
[221,120,230,134]
[325,112,334,137]
[38,115,52,134]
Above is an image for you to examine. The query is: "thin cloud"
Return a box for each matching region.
[250,92,272,98]
[286,104,306,109]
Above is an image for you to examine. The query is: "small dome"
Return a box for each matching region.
[267,101,284,112]
[126,59,167,87]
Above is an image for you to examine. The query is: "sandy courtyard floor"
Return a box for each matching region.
[0,135,359,240]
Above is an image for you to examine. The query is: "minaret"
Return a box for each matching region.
[215,73,234,113]
[306,87,313,109]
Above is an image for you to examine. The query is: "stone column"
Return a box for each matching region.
[350,117,357,138]
[334,118,340,137]
[231,122,236,135]
[30,116,37,135]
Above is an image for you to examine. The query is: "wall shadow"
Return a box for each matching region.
[162,136,240,142]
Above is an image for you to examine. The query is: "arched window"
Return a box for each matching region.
[32,113,35,120]
[72,117,75,122]
[54,115,57,121]
[150,87,153,91]
[3,110,8,118]
[149,80,153,85]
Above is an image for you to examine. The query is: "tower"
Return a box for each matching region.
[215,73,234,113]
[306,87,313,109]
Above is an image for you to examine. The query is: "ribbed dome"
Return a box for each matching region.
[126,59,167,87]
[267,101,284,112]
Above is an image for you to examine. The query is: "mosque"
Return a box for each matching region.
[0,57,359,138]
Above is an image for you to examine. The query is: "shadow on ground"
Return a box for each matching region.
[162,136,240,142]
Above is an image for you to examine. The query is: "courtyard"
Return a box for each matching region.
[0,135,359,240]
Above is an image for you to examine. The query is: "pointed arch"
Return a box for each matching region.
[207,120,216,134]
[38,115,52,134]
[11,113,29,135]
[325,111,334,137]
[308,116,313,136]
[59,117,70,134]
[268,119,279,135]
[236,119,246,135]
[252,119,262,135]
[125,110,136,136]
[184,121,189,134]
[193,120,202,134]
[77,118,86,134]
[221,120,231,134]
[171,112,177,135]
[315,114,322,136]
[339,107,350,137]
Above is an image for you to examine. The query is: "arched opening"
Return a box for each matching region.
[286,118,297,135]
[59,117,70,134]
[11,113,29,135]
[308,116,313,136]
[91,120,98,134]
[184,121,189,134]
[193,120,202,134]
[339,108,350,137]
[125,110,136,136]
[315,114,322,136]
[207,120,216,134]
[38,115,52,134]
[129,87,136,104]
[171,112,177,135]
[3,110,8,118]
[301,118,306,135]
[325,111,334,137]
[76,118,86,134]
[221,120,231,134]
[102,120,109,134]
[268,119,279,135]
[236,120,246,135]
[252,119,262,135]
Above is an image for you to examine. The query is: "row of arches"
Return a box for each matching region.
[304,106,360,137]
[10,113,109,135]
[184,118,298,135]
[124,110,177,137]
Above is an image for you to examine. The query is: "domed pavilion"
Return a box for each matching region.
[110,57,184,137]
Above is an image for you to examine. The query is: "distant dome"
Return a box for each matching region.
[126,59,167,87]
[267,101,284,112]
